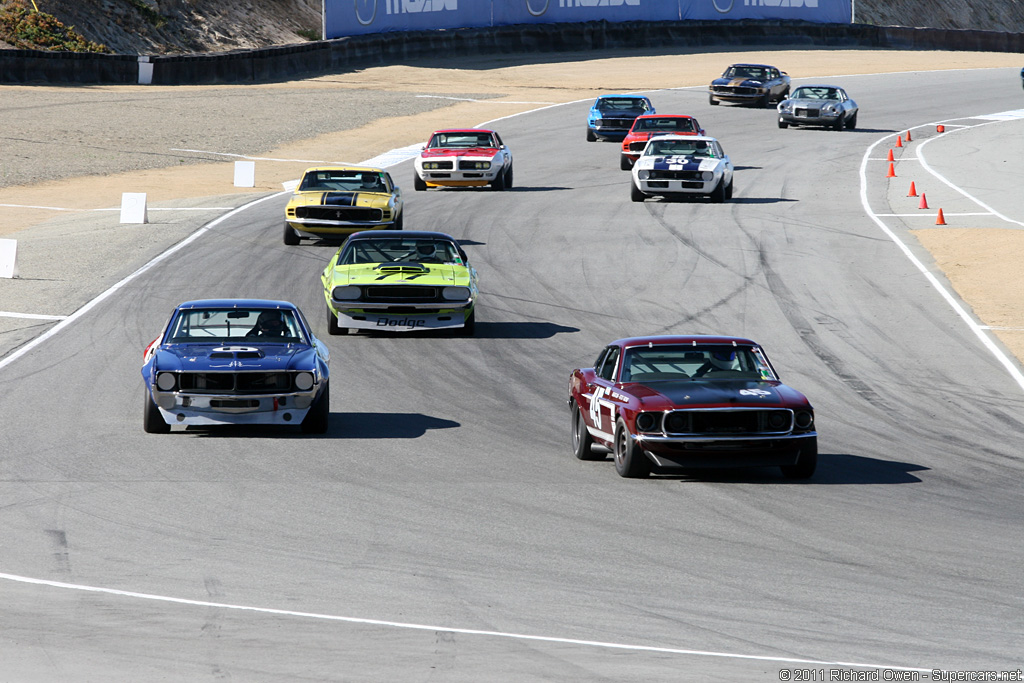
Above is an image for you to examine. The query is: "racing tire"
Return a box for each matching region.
[709,178,727,203]
[845,112,858,130]
[458,310,476,336]
[143,393,171,434]
[301,383,330,434]
[586,128,596,142]
[572,401,604,461]
[283,224,300,246]
[490,169,507,191]
[394,211,404,230]
[780,439,818,479]
[725,178,734,200]
[630,182,646,203]
[413,173,427,191]
[708,94,719,106]
[326,306,347,336]
[832,114,845,131]
[504,164,513,189]
[614,419,651,478]
[778,118,789,129]
[758,94,771,108]
[620,155,633,171]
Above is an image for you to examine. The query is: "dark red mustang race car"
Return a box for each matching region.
[568,335,817,479]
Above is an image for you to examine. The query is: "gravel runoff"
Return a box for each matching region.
[0,87,497,188]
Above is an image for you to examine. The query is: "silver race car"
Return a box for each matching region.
[777,85,859,130]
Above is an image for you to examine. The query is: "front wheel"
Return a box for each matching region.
[845,111,858,130]
[832,114,845,131]
[301,383,330,434]
[490,169,506,191]
[780,439,818,479]
[778,118,789,129]
[630,182,646,203]
[758,93,771,108]
[283,223,300,245]
[393,211,404,230]
[503,164,513,189]
[586,128,596,141]
[413,173,427,191]
[620,155,633,171]
[708,94,719,106]
[143,393,170,434]
[725,178,734,200]
[571,401,604,461]
[614,419,651,478]
[709,177,727,203]
[326,306,347,336]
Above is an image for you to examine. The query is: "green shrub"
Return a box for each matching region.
[0,0,109,52]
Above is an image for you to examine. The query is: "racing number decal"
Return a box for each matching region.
[588,385,617,435]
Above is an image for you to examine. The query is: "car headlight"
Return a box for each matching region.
[593,118,603,126]
[702,171,714,181]
[637,170,649,180]
[156,372,176,391]
[822,105,837,114]
[294,372,314,391]
[423,162,441,170]
[442,286,470,301]
[779,102,792,112]
[794,410,814,430]
[332,285,360,300]
[470,161,491,170]
[635,412,659,433]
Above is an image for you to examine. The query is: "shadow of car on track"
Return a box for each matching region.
[180,412,459,439]
[639,453,928,484]
[642,195,798,205]
[345,320,578,340]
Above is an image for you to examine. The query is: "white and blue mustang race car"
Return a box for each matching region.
[630,135,734,203]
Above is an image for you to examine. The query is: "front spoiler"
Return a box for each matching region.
[152,390,318,426]
[335,309,468,331]
[290,221,396,237]
[638,432,817,469]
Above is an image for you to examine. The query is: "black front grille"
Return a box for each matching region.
[458,160,489,170]
[295,206,384,221]
[426,161,453,169]
[177,372,295,394]
[717,86,757,96]
[363,285,440,301]
[649,170,703,181]
[664,410,792,435]
[629,141,648,151]
[599,117,634,128]
[796,108,820,117]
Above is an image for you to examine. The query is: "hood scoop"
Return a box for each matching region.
[375,263,429,274]
[210,346,265,360]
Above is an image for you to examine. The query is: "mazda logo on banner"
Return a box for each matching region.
[355,0,377,25]
[526,0,549,16]
[712,0,734,12]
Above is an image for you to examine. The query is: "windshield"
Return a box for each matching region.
[724,66,767,80]
[635,117,696,133]
[597,97,649,111]
[338,237,465,265]
[792,87,840,100]
[428,132,497,148]
[167,308,305,343]
[645,139,715,158]
[299,170,387,192]
[620,345,775,381]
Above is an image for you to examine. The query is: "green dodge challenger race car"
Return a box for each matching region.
[321,230,479,335]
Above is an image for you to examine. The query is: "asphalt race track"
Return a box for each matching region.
[1,67,1023,681]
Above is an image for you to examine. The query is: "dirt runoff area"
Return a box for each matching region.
[2,47,1023,363]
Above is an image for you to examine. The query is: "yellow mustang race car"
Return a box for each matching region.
[283,166,404,245]
[321,230,479,335]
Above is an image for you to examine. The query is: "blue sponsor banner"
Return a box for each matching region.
[681,0,850,23]
[325,0,851,39]
[493,0,674,26]
[326,0,492,39]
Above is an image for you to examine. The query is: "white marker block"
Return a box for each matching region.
[138,56,153,85]
[120,192,149,224]
[234,160,256,188]
[0,238,18,278]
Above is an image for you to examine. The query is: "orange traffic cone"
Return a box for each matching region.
[886,162,896,178]
[935,208,946,225]
[918,193,929,209]
[905,130,913,142]
[937,125,945,133]
[908,181,918,197]
[887,149,895,161]
[896,135,903,148]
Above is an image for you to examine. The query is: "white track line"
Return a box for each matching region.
[0,571,929,672]
[859,117,1024,392]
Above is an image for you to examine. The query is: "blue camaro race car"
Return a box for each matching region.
[141,299,331,433]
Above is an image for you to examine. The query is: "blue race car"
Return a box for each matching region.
[142,299,331,433]
[586,94,654,141]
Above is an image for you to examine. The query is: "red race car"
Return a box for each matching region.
[619,114,704,170]
[568,335,817,479]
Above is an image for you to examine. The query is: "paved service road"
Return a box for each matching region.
[0,66,1023,680]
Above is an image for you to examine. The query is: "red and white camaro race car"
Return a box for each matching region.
[413,129,513,191]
